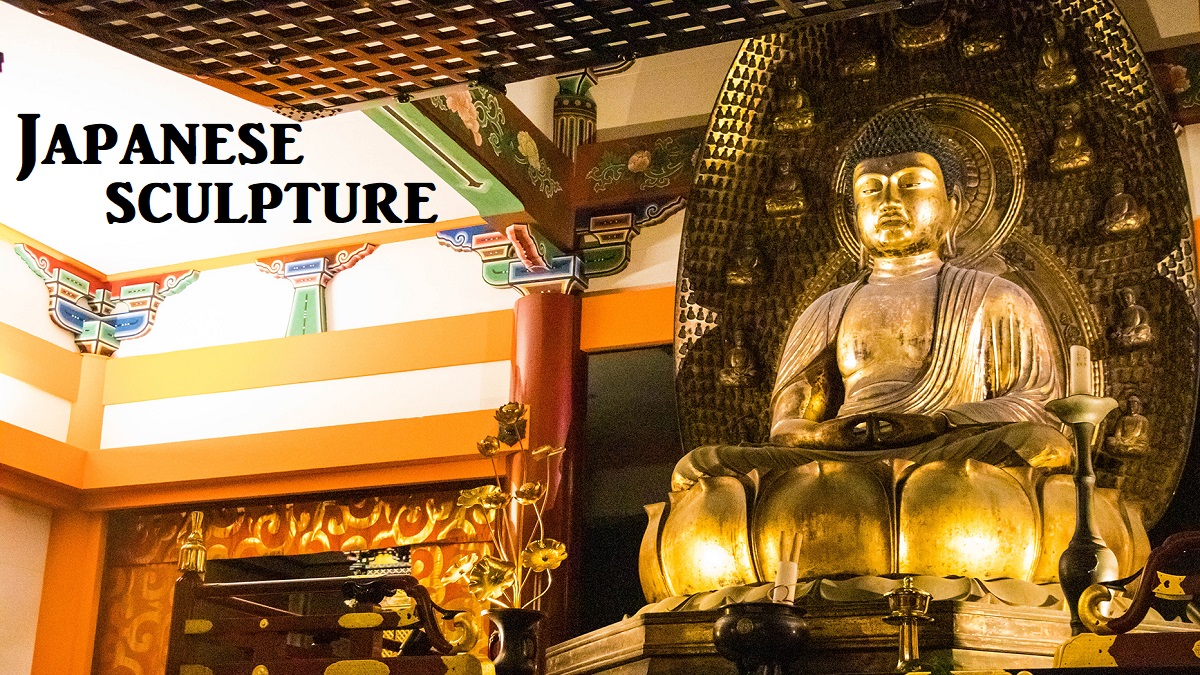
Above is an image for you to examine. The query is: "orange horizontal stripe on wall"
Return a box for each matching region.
[580,285,675,352]
[103,311,514,405]
[0,421,86,487]
[82,408,498,489]
[0,322,81,401]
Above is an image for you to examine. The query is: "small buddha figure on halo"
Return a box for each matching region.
[1100,395,1151,490]
[726,235,762,287]
[644,111,1143,597]
[772,72,816,134]
[839,31,878,80]
[1100,173,1149,236]
[1104,395,1150,459]
[1049,102,1094,174]
[718,330,760,387]
[1034,22,1078,93]
[1110,286,1153,350]
[764,153,809,216]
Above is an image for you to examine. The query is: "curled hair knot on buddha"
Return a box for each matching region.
[845,110,965,199]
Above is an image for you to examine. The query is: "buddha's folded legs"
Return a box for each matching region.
[672,421,1072,491]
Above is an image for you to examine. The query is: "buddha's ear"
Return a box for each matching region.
[941,184,965,258]
[947,183,964,223]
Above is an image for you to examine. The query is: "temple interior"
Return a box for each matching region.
[6,1,1200,674]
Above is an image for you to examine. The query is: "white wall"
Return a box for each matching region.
[116,237,518,356]
[587,209,684,293]
[0,238,77,351]
[100,361,512,448]
[0,495,52,675]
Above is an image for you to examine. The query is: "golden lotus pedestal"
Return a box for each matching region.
[547,600,1195,675]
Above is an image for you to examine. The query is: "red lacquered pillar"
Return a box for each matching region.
[508,290,585,645]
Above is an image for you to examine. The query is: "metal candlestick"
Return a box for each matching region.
[1045,394,1120,635]
[882,577,932,673]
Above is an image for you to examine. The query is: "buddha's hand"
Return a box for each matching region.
[770,414,877,451]
[866,412,949,449]
[770,413,948,451]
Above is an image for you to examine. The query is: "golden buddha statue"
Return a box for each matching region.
[1049,103,1094,174]
[772,73,816,134]
[726,235,762,287]
[764,154,808,216]
[1110,286,1153,350]
[1034,23,1078,93]
[1104,395,1150,459]
[643,112,1145,598]
[718,330,760,387]
[1100,174,1149,236]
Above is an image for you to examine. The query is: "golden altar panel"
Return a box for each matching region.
[94,489,494,675]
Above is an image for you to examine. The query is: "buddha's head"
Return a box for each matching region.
[846,111,964,260]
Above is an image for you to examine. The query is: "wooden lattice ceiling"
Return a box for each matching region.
[8,0,911,120]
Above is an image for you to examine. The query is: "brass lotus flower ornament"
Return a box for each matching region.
[477,436,501,458]
[522,539,567,572]
[450,402,569,610]
[515,482,545,505]
[441,553,480,585]
[458,485,508,510]
[495,402,528,446]
[467,555,516,603]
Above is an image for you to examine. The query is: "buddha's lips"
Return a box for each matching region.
[877,217,912,231]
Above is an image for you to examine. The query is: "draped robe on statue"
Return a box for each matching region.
[674,264,1073,489]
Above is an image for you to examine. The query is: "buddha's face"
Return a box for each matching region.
[853,151,958,259]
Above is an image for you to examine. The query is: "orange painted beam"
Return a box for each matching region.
[66,354,106,451]
[80,455,499,511]
[103,311,514,405]
[82,409,498,489]
[31,508,106,675]
[580,285,675,352]
[0,321,81,401]
[0,421,86,488]
[0,465,79,511]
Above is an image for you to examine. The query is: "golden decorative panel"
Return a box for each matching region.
[94,489,493,675]
[107,490,494,566]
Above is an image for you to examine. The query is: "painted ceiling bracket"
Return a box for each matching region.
[15,244,198,356]
[256,243,376,336]
[437,223,586,296]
